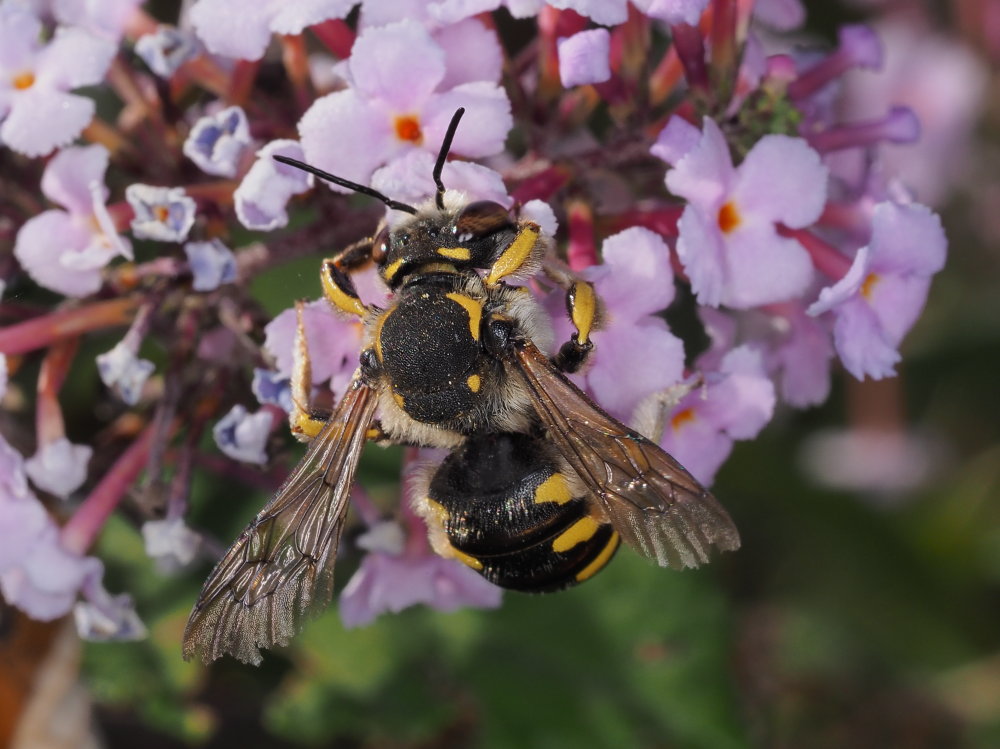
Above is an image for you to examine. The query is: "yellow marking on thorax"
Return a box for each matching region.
[575,532,619,582]
[373,308,391,362]
[392,390,405,409]
[552,516,600,552]
[383,258,405,283]
[467,374,481,392]
[445,292,482,340]
[321,263,367,318]
[570,281,597,345]
[423,499,483,571]
[485,223,539,285]
[437,246,471,261]
[534,473,572,505]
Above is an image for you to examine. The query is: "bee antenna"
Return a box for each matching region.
[433,107,465,210]
[272,155,419,215]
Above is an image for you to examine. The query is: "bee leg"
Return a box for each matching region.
[552,280,598,374]
[321,236,376,319]
[483,221,542,285]
[289,301,332,441]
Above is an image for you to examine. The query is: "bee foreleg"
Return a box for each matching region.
[321,237,375,319]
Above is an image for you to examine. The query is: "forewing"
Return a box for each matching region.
[183,381,377,665]
[513,340,740,569]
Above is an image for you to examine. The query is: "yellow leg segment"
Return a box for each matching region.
[484,222,540,285]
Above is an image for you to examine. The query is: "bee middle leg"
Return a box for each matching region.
[552,278,599,374]
[289,301,331,441]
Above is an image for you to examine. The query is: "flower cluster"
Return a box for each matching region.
[0,0,959,648]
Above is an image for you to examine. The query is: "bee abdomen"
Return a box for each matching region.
[426,432,619,592]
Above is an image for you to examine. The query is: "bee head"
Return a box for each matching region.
[372,200,517,287]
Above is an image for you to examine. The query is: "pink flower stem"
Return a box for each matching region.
[226,59,260,108]
[510,164,572,204]
[185,180,239,207]
[81,118,135,158]
[121,7,159,40]
[176,57,230,98]
[671,23,709,93]
[709,0,739,103]
[818,200,871,236]
[61,424,157,555]
[0,298,138,355]
[649,47,683,105]
[806,107,920,153]
[778,225,852,280]
[566,199,598,271]
[310,19,356,59]
[606,204,684,238]
[36,338,79,446]
[280,35,312,114]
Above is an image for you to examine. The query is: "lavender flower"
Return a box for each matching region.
[135,25,203,78]
[183,106,252,178]
[184,238,237,291]
[97,341,155,406]
[189,0,354,60]
[14,145,133,297]
[212,405,273,465]
[235,140,314,231]
[558,29,611,87]
[24,437,93,500]
[126,184,197,242]
[0,9,116,156]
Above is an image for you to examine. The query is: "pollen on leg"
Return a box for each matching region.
[717,201,741,234]
[394,114,423,145]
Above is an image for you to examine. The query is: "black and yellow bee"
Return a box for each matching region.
[183,109,740,665]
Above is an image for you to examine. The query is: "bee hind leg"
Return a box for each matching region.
[289,300,332,441]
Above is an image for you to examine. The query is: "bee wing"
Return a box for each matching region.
[512,340,740,570]
[183,380,377,665]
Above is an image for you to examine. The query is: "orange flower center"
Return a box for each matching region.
[860,272,880,300]
[394,114,423,144]
[670,407,696,431]
[12,71,35,90]
[154,205,170,222]
[717,201,741,234]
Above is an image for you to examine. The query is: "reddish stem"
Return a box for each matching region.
[0,298,138,355]
[566,200,598,271]
[778,225,852,280]
[226,59,260,107]
[510,164,572,204]
[61,425,157,555]
[310,19,356,59]
[709,0,738,101]
[671,23,708,92]
[36,338,79,446]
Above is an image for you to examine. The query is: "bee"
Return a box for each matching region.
[183,109,740,665]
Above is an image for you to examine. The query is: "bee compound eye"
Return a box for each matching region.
[454,201,513,243]
[371,227,390,264]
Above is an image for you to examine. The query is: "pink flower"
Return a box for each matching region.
[0,9,116,156]
[25,437,92,500]
[370,150,512,209]
[808,201,946,380]
[552,227,685,423]
[634,0,709,25]
[13,145,132,297]
[558,29,611,87]
[298,20,511,193]
[212,405,273,465]
[664,117,828,308]
[263,298,369,401]
[0,433,142,638]
[183,106,252,178]
[658,346,776,486]
[835,18,988,206]
[51,0,144,41]
[339,527,503,628]
[189,0,354,60]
